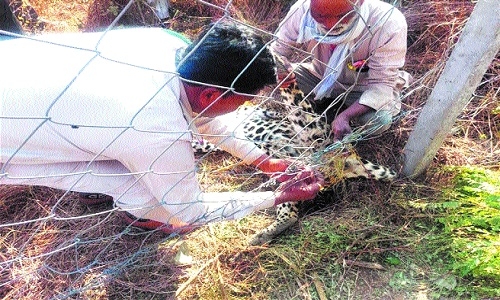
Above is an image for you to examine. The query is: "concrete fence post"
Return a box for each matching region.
[402,0,500,178]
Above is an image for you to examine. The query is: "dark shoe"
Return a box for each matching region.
[78,192,113,205]
[119,211,194,234]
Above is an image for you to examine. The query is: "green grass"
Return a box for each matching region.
[436,167,500,297]
[389,166,500,299]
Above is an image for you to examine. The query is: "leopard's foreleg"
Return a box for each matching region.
[249,202,299,245]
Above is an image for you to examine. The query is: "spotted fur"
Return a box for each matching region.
[193,83,397,245]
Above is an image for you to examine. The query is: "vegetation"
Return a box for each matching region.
[435,167,499,296]
[176,165,500,299]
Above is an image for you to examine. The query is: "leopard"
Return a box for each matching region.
[192,82,397,245]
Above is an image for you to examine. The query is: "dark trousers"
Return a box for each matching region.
[0,0,23,36]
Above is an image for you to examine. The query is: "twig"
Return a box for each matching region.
[311,272,328,300]
[343,259,385,270]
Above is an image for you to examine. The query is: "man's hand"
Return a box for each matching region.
[274,168,324,205]
[277,71,296,89]
[331,113,352,141]
[258,157,290,174]
[253,154,290,177]
[330,101,372,141]
[253,155,308,183]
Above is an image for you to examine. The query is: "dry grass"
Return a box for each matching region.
[28,0,90,32]
[2,0,499,299]
[0,185,187,299]
[168,0,292,33]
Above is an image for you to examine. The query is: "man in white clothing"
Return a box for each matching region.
[0,21,323,234]
[272,0,411,141]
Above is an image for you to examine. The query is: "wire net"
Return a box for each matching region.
[1,0,494,298]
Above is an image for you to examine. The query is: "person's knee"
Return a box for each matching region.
[357,110,393,136]
[293,64,320,96]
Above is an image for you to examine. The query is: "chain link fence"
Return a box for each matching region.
[0,0,422,298]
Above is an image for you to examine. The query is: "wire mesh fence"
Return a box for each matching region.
[0,0,478,298]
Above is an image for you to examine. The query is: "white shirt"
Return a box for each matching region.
[272,0,410,115]
[0,28,274,226]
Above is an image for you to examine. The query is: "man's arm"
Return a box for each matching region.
[357,9,408,115]
[119,135,321,226]
[332,8,408,141]
[193,114,267,164]
[197,167,323,223]
[193,114,292,176]
[270,0,308,87]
